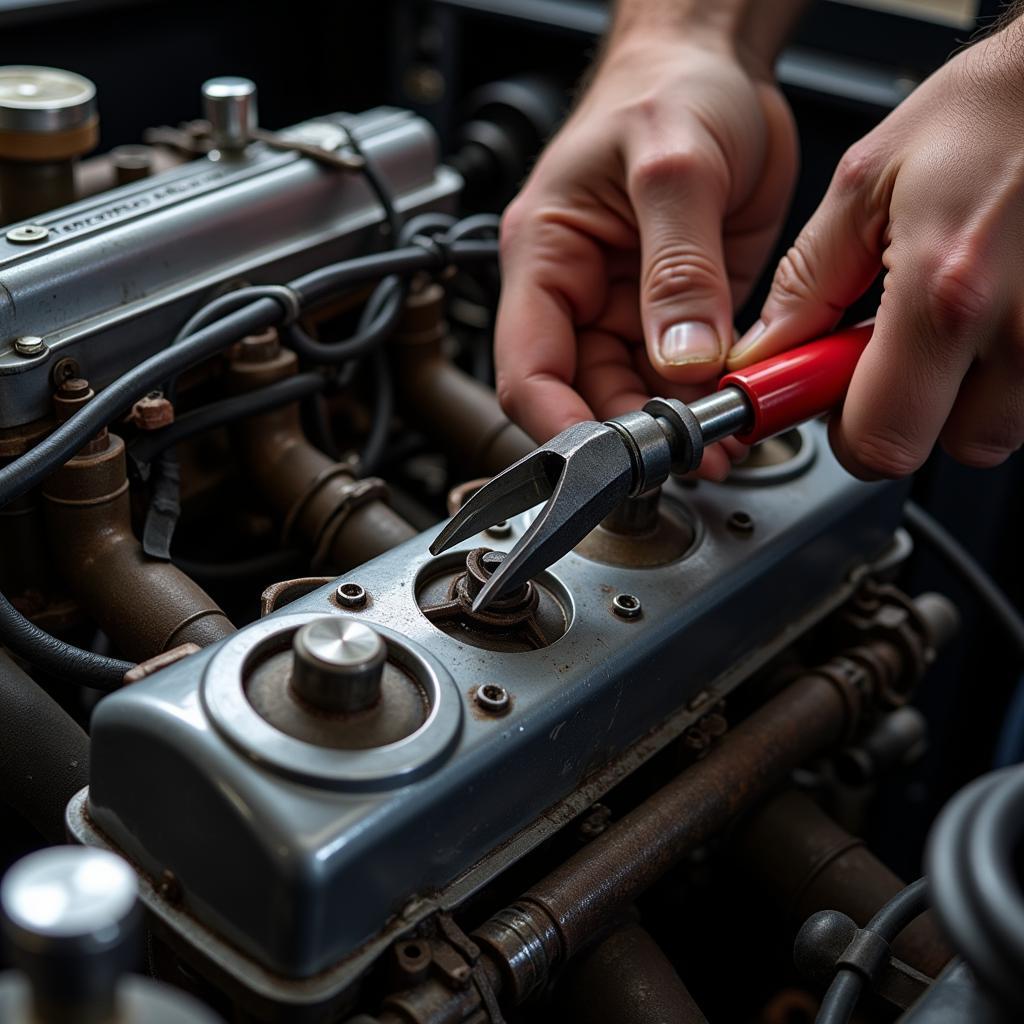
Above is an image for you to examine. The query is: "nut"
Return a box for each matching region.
[475,683,510,714]
[130,391,175,430]
[611,593,642,620]
[486,519,512,539]
[336,582,367,609]
[13,336,45,357]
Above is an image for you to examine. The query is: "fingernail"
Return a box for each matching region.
[659,322,720,365]
[730,319,767,360]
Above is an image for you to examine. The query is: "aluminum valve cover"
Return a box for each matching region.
[0,106,459,427]
[75,425,907,997]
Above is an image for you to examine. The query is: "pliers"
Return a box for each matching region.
[431,323,873,612]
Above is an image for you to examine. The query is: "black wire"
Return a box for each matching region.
[815,878,930,1024]
[0,235,495,686]
[926,767,1024,1015]
[904,501,1024,663]
[171,547,305,585]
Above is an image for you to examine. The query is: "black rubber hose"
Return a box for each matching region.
[0,650,90,841]
[129,372,326,467]
[0,299,281,512]
[171,547,304,585]
[815,879,930,1024]
[904,501,1024,663]
[926,767,1024,1015]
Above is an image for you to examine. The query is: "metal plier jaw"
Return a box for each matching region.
[429,401,702,612]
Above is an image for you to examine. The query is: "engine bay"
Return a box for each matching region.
[0,33,1021,1024]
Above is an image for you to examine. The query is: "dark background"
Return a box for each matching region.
[1,0,1020,876]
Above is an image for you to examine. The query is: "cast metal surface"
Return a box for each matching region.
[42,430,234,663]
[0,105,459,427]
[79,424,906,994]
[227,334,416,570]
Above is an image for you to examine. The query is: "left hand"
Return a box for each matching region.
[727,21,1024,478]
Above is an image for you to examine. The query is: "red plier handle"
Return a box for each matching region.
[719,322,874,445]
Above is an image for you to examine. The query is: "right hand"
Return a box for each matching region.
[494,30,798,478]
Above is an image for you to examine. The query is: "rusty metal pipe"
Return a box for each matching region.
[228,332,415,572]
[393,283,532,476]
[43,433,233,664]
[561,922,708,1024]
[729,789,951,977]
[474,594,955,1006]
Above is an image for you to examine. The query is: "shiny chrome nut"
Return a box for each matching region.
[611,593,642,620]
[475,683,510,714]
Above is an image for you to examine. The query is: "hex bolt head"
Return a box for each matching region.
[291,618,385,713]
[475,683,510,714]
[336,582,368,609]
[612,593,642,620]
[13,335,45,357]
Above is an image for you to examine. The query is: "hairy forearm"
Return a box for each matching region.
[609,0,812,72]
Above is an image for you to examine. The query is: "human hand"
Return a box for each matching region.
[494,25,798,479]
[728,21,1024,478]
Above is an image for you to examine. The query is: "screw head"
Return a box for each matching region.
[475,683,510,714]
[6,224,49,244]
[486,520,512,539]
[611,593,642,620]
[13,336,45,357]
[727,510,754,534]
[336,582,367,609]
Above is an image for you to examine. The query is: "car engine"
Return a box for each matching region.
[0,46,1022,1024]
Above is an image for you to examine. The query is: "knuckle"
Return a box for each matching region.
[924,254,994,336]
[643,247,722,307]
[628,148,707,198]
[495,372,518,419]
[832,143,877,197]
[844,425,925,478]
[499,201,528,253]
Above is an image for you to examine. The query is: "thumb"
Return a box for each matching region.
[727,146,889,368]
[628,149,734,383]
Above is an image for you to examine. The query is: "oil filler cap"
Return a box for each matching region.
[0,66,98,160]
[292,618,385,713]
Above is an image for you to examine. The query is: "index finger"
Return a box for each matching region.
[495,217,609,441]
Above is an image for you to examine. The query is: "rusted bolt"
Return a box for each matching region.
[235,327,281,363]
[476,683,510,714]
[336,582,367,609]
[130,391,175,430]
[727,510,754,534]
[395,939,432,975]
[578,803,612,841]
[157,869,182,905]
[612,593,642,620]
[13,335,45,357]
[486,519,512,539]
[51,357,81,385]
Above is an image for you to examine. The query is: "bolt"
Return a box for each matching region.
[727,510,754,535]
[486,520,512,539]
[130,391,175,430]
[235,327,280,363]
[13,336,45,357]
[611,593,642,620]
[336,582,367,609]
[157,869,182,905]
[51,357,81,385]
[475,683,510,715]
[6,224,49,245]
